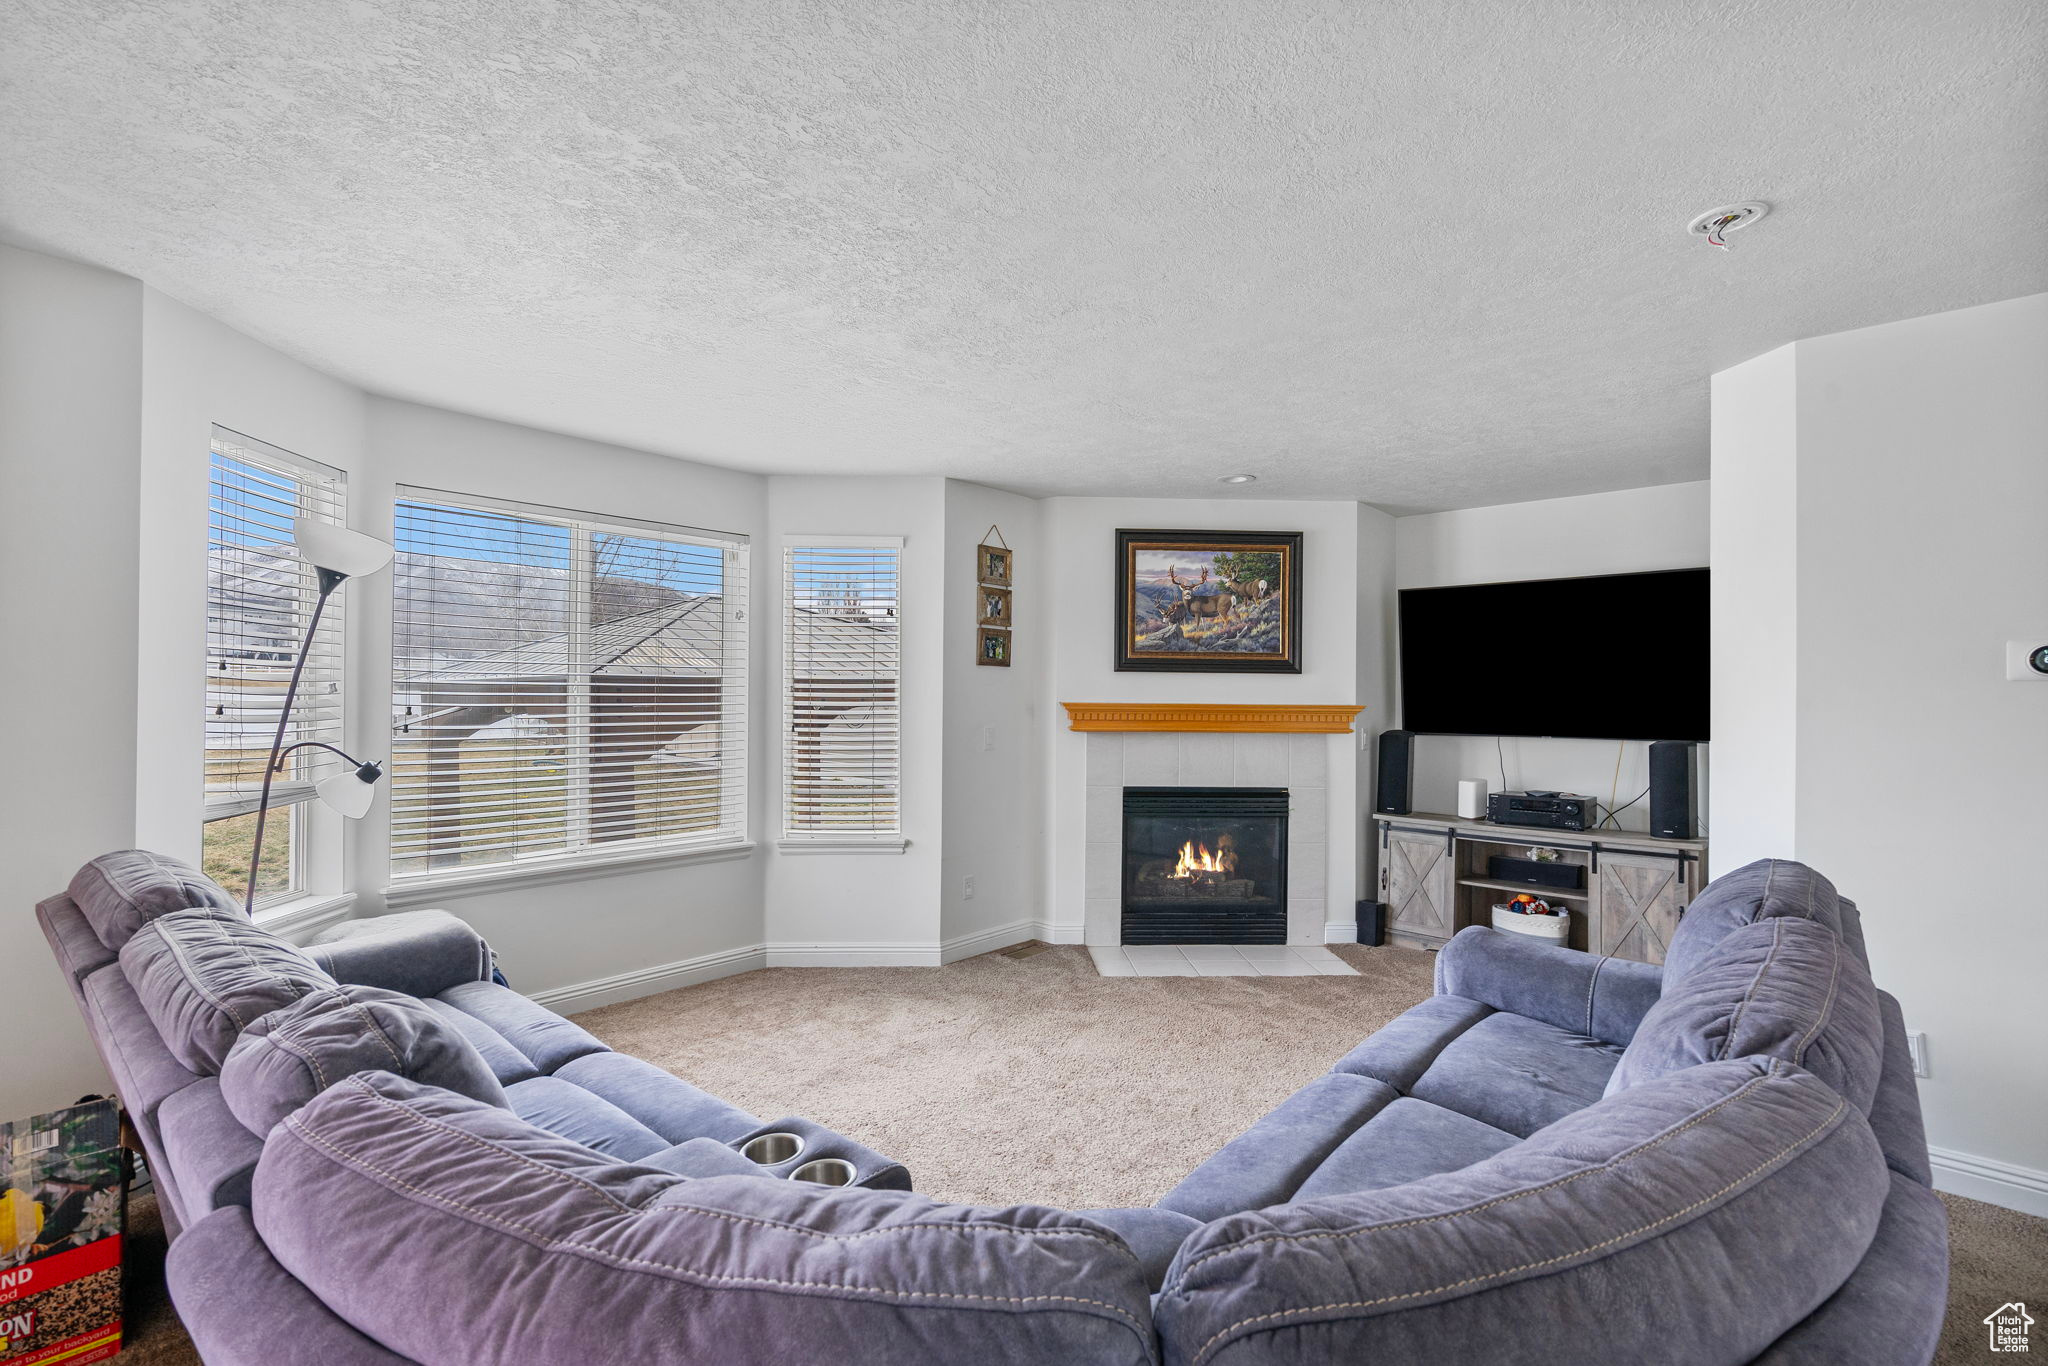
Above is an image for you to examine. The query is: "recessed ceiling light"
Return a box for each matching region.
[1218,474,1257,485]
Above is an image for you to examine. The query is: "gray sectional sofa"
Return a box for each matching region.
[36,851,1945,1364]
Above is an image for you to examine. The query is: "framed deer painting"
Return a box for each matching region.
[1114,529,1302,673]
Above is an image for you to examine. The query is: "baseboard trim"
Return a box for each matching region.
[1323,919,1357,944]
[1930,1145,2048,1217]
[529,943,767,1014]
[520,920,1080,1012]
[940,921,1039,964]
[764,942,942,968]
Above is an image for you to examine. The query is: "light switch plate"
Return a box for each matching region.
[1906,1030,1930,1078]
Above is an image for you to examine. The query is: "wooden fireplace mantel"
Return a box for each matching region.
[1061,702,1365,734]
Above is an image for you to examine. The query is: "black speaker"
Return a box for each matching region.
[1648,741,1698,839]
[1374,730,1415,815]
[1355,900,1386,948]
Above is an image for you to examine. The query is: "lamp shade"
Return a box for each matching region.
[314,767,379,819]
[293,519,394,579]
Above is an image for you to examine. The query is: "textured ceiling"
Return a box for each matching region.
[3,2,2043,511]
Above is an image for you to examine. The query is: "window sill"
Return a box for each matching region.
[383,840,757,907]
[776,837,911,856]
[253,892,358,941]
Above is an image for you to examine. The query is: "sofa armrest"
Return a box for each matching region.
[1078,1207,1203,1291]
[1435,925,1663,1046]
[305,910,493,1001]
[169,1207,419,1365]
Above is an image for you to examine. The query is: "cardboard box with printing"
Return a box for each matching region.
[0,1099,124,1366]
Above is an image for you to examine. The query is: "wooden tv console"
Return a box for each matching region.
[1372,812,1708,965]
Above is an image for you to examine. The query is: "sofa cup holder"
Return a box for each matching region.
[739,1132,805,1166]
[790,1158,858,1187]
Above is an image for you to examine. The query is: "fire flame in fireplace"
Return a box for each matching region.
[1173,840,1236,879]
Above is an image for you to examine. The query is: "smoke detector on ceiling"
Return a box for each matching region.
[1688,201,1770,250]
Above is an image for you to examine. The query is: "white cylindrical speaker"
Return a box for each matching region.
[1457,779,1488,820]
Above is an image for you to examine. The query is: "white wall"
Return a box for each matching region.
[1391,482,1711,828]
[941,481,1046,953]
[1353,504,1397,915]
[1707,350,1799,871]
[1042,497,1363,938]
[0,247,144,1117]
[762,475,948,957]
[1711,292,2048,1210]
[352,399,772,993]
[134,289,370,877]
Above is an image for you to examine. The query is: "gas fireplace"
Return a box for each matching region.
[1121,787,1288,944]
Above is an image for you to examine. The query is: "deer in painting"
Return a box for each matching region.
[1215,571,1266,604]
[1167,565,1236,624]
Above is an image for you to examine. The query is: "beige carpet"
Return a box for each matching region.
[118,943,2045,1362]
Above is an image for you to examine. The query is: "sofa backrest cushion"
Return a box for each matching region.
[1156,1058,1887,1366]
[1606,917,1883,1113]
[221,984,509,1136]
[71,849,242,951]
[253,1072,1157,1366]
[120,910,335,1075]
[1664,859,1864,984]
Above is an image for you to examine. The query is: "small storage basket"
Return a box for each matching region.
[1491,903,1570,944]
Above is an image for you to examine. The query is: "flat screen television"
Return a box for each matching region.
[1397,568,1709,741]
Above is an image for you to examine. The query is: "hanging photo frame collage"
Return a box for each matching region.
[975,526,1012,666]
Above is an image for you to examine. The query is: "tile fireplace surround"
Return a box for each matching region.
[1083,730,1331,946]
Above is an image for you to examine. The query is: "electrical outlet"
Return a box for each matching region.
[1906,1030,1930,1078]
[963,874,976,900]
[981,725,995,751]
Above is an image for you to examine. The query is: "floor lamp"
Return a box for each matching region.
[243,519,395,915]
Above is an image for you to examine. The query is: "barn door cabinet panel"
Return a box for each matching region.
[1381,824,1457,949]
[1591,852,1691,965]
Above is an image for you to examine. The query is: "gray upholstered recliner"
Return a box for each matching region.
[36,851,1173,1366]
[1148,859,1947,1365]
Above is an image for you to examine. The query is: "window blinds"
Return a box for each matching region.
[389,489,749,879]
[205,430,348,823]
[782,540,902,839]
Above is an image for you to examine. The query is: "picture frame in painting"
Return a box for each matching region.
[1114,528,1302,673]
[977,543,1012,587]
[977,585,1012,628]
[977,626,1011,667]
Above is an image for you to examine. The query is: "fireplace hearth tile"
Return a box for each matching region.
[1086,786,1121,844]
[1291,844,1327,900]
[1124,732,1180,784]
[1231,734,1291,786]
[1288,734,1328,787]
[1090,944,1358,977]
[1085,733,1125,786]
[1087,947,1136,976]
[1086,851,1121,900]
[1178,734,1235,786]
